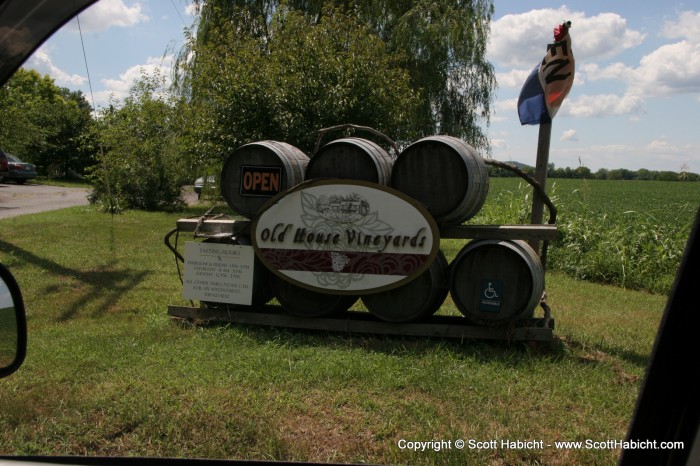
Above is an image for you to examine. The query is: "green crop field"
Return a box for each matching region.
[470,178,699,294]
[475,177,699,229]
[540,178,698,223]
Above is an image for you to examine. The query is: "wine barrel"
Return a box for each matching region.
[305,137,393,185]
[390,136,489,225]
[270,275,358,318]
[449,240,544,326]
[221,141,309,218]
[202,236,273,309]
[361,250,449,322]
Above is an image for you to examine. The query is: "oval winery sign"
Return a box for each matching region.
[251,179,440,294]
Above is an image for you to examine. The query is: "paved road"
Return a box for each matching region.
[0,183,90,219]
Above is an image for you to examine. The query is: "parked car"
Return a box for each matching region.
[194,175,217,198]
[0,150,38,184]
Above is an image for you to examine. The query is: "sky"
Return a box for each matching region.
[23,0,700,174]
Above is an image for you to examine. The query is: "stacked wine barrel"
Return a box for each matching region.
[217,136,544,327]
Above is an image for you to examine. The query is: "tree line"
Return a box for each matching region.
[7,0,695,215]
[1,0,498,211]
[0,69,94,178]
[488,163,699,182]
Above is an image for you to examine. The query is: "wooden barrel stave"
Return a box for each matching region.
[271,274,358,318]
[221,141,309,219]
[361,250,449,323]
[391,135,489,225]
[449,239,544,326]
[305,137,393,185]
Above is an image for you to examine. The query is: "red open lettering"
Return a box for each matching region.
[240,166,283,196]
[243,171,254,190]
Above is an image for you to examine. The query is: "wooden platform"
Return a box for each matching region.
[175,217,558,241]
[167,305,554,342]
[170,215,557,342]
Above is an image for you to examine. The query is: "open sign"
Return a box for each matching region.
[239,166,283,196]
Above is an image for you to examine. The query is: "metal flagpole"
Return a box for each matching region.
[522,21,574,253]
[530,121,552,253]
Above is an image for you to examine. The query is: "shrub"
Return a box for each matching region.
[88,73,187,212]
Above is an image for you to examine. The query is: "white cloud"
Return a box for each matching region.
[567,11,700,100]
[95,55,173,107]
[488,8,645,68]
[643,138,697,170]
[563,93,645,118]
[580,62,634,83]
[565,140,699,172]
[590,144,631,151]
[67,0,148,33]
[561,129,578,142]
[614,10,700,98]
[662,11,700,42]
[26,48,86,86]
[575,11,700,107]
[630,40,700,96]
[488,8,700,131]
[495,68,533,89]
[573,12,645,60]
[492,97,518,121]
[490,138,507,149]
[185,3,201,17]
[645,138,683,154]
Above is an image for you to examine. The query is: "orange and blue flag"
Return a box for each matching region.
[518,21,575,125]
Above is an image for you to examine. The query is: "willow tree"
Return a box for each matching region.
[173,0,495,166]
[307,0,498,149]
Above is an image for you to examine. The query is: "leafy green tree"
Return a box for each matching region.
[267,6,421,150]
[89,72,186,212]
[656,171,679,182]
[594,168,609,180]
[0,69,94,177]
[174,0,495,168]
[44,87,95,177]
[276,0,497,148]
[379,0,496,148]
[575,166,591,179]
[608,169,627,180]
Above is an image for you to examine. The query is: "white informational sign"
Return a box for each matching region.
[182,242,255,305]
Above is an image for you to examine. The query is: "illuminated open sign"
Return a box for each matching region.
[239,166,282,197]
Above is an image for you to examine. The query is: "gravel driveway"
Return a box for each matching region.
[0,183,90,219]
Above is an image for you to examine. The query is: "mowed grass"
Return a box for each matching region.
[0,203,672,465]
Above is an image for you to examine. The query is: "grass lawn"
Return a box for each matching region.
[0,204,671,465]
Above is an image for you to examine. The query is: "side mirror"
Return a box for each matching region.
[0,263,26,378]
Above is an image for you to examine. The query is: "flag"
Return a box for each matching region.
[517,65,550,125]
[518,21,575,125]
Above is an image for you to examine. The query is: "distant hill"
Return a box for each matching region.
[508,161,534,171]
[486,160,699,181]
[485,160,535,177]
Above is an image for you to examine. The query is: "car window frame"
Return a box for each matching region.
[0,1,698,464]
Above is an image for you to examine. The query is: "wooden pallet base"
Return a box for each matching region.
[167,305,555,342]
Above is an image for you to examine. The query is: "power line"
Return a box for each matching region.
[76,14,97,114]
[170,0,188,27]
[77,11,113,216]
